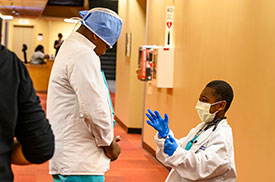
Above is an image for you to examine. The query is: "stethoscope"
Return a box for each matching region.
[185,117,226,151]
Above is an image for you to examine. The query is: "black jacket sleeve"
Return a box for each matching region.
[15,59,54,164]
[54,40,58,49]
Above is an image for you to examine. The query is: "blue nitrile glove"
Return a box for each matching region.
[146,109,170,138]
[164,135,178,156]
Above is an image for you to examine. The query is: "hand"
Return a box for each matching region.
[11,140,31,165]
[164,135,178,157]
[103,136,121,161]
[146,109,170,138]
[44,54,50,59]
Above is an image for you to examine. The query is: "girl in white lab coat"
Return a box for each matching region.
[146,80,236,182]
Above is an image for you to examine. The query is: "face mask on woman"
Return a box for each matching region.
[195,100,222,123]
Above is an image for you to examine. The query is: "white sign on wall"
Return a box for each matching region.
[38,33,43,41]
[164,6,174,48]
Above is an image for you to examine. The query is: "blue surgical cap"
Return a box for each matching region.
[79,8,123,48]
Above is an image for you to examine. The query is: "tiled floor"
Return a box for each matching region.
[12,92,168,182]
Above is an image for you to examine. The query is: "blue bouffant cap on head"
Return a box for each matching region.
[79,8,123,48]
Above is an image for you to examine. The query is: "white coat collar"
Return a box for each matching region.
[70,31,96,50]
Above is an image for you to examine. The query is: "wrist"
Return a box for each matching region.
[158,128,170,138]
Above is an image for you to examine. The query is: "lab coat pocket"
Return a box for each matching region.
[195,140,210,154]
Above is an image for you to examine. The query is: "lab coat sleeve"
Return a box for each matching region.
[163,126,232,180]
[178,135,188,148]
[155,130,181,168]
[68,52,113,147]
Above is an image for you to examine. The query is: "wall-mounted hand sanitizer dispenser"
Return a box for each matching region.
[137,45,157,81]
[137,46,174,88]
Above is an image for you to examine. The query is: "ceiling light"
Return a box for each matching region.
[18,19,29,24]
[64,18,78,23]
[0,14,13,20]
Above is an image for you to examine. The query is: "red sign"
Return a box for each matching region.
[167,22,172,28]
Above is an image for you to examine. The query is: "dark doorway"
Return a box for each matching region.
[0,18,2,43]
[47,0,84,6]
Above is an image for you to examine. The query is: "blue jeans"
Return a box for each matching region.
[53,175,105,182]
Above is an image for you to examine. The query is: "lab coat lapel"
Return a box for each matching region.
[181,122,205,149]
[190,119,227,152]
[190,128,213,152]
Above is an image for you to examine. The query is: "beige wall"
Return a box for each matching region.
[116,0,146,128]
[8,18,49,59]
[140,0,275,181]
[48,19,79,56]
[7,18,77,58]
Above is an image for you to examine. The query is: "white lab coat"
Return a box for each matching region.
[47,32,113,175]
[155,119,236,182]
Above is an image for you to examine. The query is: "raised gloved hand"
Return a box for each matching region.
[164,135,178,157]
[146,109,170,138]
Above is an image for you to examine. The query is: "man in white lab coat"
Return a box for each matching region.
[146,80,237,182]
[47,8,122,182]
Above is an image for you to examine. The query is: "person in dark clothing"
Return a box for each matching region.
[54,33,63,56]
[0,45,55,181]
[21,44,27,64]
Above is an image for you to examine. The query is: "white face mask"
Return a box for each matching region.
[195,100,222,123]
